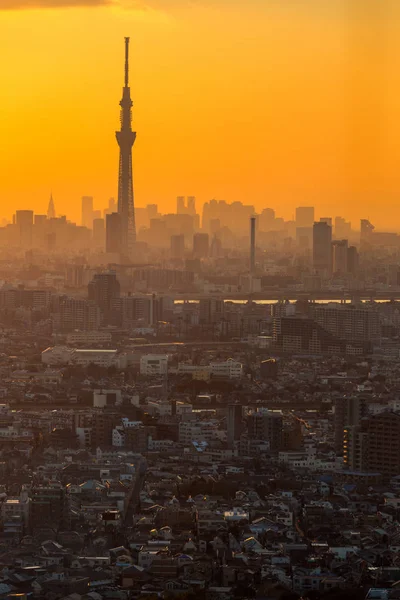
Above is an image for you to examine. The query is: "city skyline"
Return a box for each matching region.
[1,0,400,227]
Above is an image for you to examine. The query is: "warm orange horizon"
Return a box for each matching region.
[1,0,400,229]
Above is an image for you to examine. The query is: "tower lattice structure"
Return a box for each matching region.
[116,37,136,258]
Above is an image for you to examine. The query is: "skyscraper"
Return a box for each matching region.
[81,196,94,229]
[47,194,56,219]
[296,206,314,228]
[313,221,332,275]
[332,239,348,274]
[16,210,33,248]
[250,216,256,274]
[106,213,122,254]
[116,37,136,258]
[193,233,209,258]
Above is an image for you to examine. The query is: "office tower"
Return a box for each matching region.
[334,396,368,454]
[147,204,158,219]
[81,196,94,229]
[313,221,332,275]
[93,210,101,220]
[177,196,185,214]
[187,196,196,216]
[247,410,283,451]
[210,235,222,258]
[93,218,105,249]
[34,215,46,226]
[250,216,256,273]
[106,213,122,254]
[170,234,185,259]
[332,239,348,274]
[47,194,56,219]
[347,246,359,276]
[116,37,136,257]
[360,219,375,248]
[16,210,34,248]
[335,216,352,239]
[296,206,314,228]
[193,233,209,258]
[103,197,117,218]
[320,217,332,227]
[227,404,244,448]
[259,208,275,231]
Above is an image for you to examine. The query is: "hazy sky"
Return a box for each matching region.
[1,0,400,227]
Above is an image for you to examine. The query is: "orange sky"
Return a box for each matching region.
[1,0,400,228]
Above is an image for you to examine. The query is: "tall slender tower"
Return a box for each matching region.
[116,37,136,258]
[47,193,56,219]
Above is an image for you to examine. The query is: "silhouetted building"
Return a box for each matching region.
[227,404,244,448]
[81,196,94,229]
[170,234,185,259]
[106,213,122,254]
[88,271,121,318]
[347,246,359,276]
[47,194,56,219]
[334,395,369,454]
[247,411,283,451]
[296,206,314,228]
[250,216,256,274]
[313,221,332,276]
[93,218,105,249]
[193,233,209,258]
[332,239,348,274]
[16,210,33,248]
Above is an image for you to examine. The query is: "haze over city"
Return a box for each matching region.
[2,0,400,227]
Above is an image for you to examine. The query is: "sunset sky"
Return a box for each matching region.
[1,0,400,228]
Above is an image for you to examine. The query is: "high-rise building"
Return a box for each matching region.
[47,194,56,219]
[193,233,209,258]
[313,221,332,275]
[81,196,94,229]
[199,297,224,324]
[360,219,375,249]
[319,217,332,226]
[332,239,348,274]
[177,196,185,214]
[187,196,196,216]
[259,208,275,231]
[334,395,369,454]
[93,218,105,249]
[116,37,136,258]
[88,271,121,317]
[16,210,34,248]
[103,197,117,218]
[247,410,283,451]
[335,216,352,239]
[57,297,101,332]
[250,216,256,274]
[296,206,314,228]
[347,246,359,276]
[344,412,400,479]
[311,304,380,344]
[227,404,244,448]
[170,234,185,259]
[106,213,122,254]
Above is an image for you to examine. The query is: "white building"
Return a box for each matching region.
[209,359,243,379]
[72,349,118,368]
[140,354,168,376]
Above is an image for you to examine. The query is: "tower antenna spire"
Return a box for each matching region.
[124,36,130,87]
